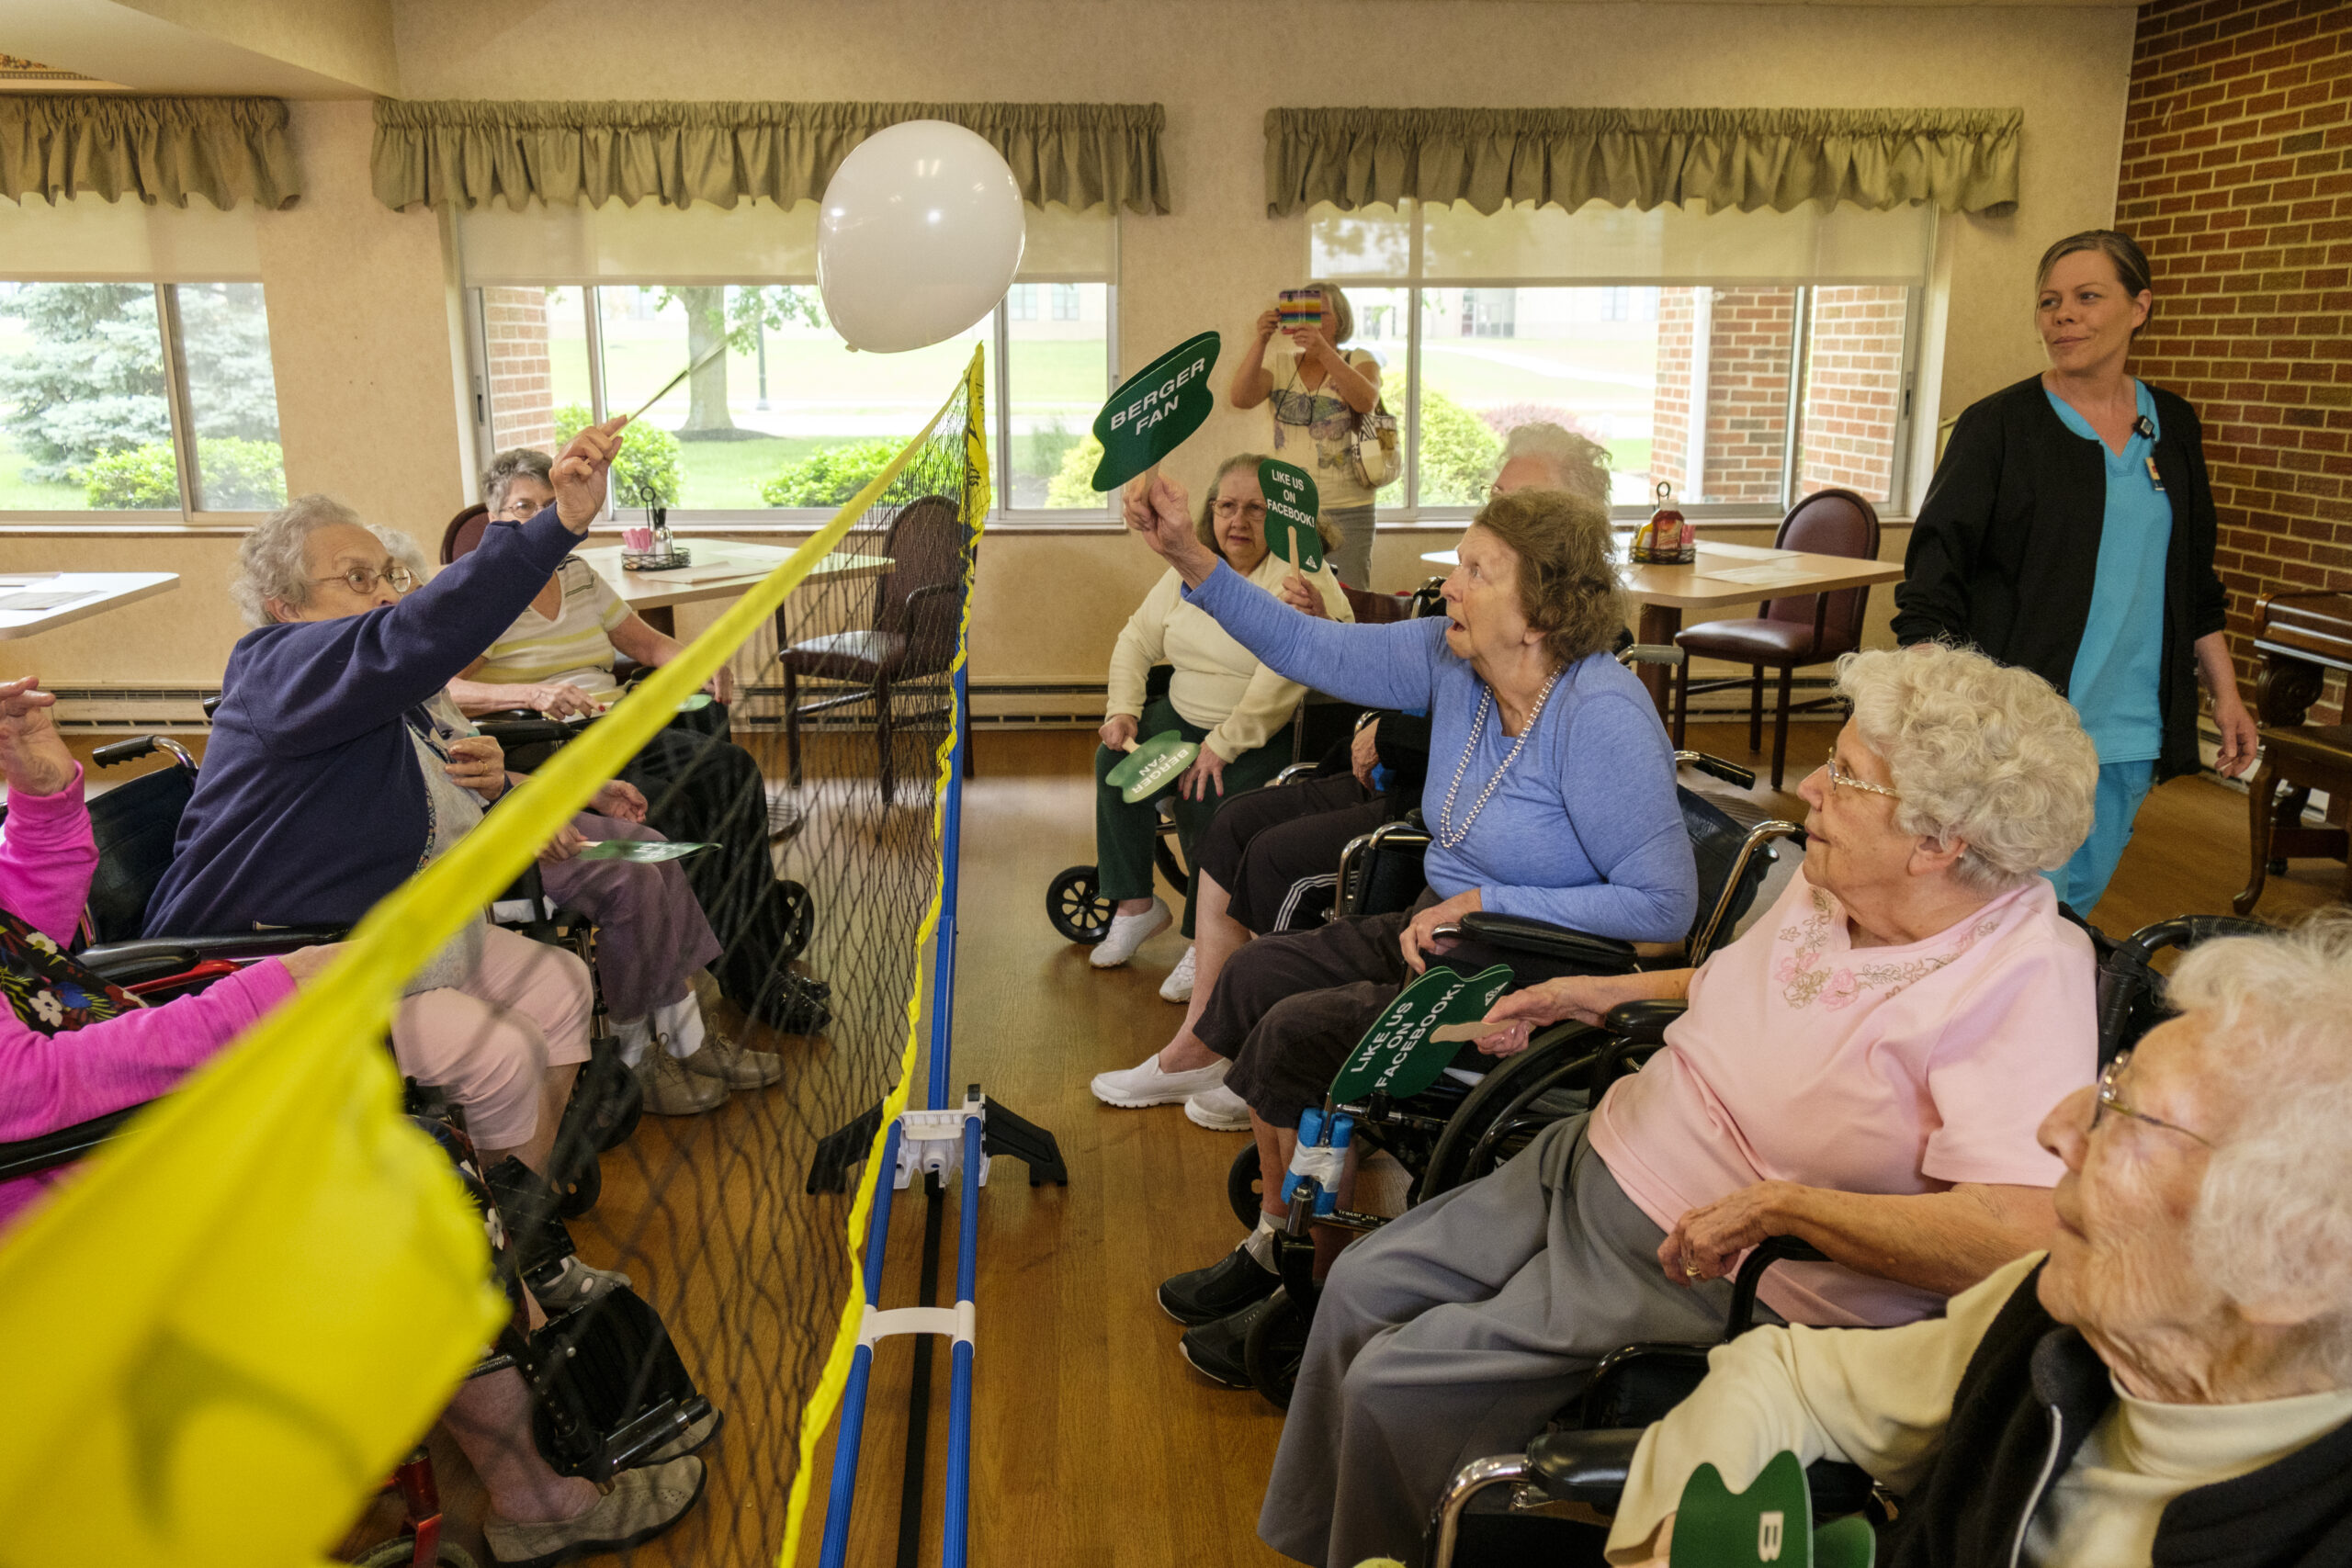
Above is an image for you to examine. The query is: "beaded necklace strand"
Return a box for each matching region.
[1434,664,1565,851]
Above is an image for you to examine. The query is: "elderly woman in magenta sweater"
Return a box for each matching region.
[0,676,709,1563]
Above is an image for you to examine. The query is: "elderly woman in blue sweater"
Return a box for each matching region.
[1105,470,1697,1372]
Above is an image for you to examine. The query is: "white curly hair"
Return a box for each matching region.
[230,494,412,627]
[2174,912,2352,1374]
[1835,642,2098,894]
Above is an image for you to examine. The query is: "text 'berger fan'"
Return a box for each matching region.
[817,120,1028,353]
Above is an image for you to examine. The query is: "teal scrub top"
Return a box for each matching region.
[2046,380,2170,765]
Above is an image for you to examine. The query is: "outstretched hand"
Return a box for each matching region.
[552,415,630,533]
[1122,470,1218,586]
[0,675,74,797]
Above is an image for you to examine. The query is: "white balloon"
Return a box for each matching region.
[817,120,1027,354]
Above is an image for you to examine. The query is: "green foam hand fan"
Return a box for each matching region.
[1328,963,1515,1105]
[1104,730,1200,804]
[1091,332,1222,492]
[1258,457,1324,575]
[1669,1451,1874,1568]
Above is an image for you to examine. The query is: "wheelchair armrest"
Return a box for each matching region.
[79,928,351,974]
[1272,761,1320,786]
[1455,912,1638,971]
[1602,998,1689,1043]
[474,716,586,750]
[0,1103,146,1182]
[1525,1427,1645,1506]
[1673,750,1756,791]
[1726,1235,1830,1339]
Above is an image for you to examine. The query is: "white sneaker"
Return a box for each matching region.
[1184,1082,1251,1131]
[1090,897,1171,968]
[1159,945,1197,1002]
[1091,1052,1229,1109]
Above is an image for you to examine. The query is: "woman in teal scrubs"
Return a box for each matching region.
[1895,230,2258,914]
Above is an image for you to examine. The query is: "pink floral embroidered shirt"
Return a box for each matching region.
[1588,870,2095,1328]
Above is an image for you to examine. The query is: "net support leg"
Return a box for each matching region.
[924,665,969,1113]
[818,1118,904,1568]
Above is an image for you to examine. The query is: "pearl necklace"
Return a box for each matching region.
[1434,666,1565,851]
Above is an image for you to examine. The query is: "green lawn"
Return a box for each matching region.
[0,433,93,512]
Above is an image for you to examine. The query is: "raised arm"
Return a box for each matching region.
[1123,471,1441,711]
[0,678,90,943]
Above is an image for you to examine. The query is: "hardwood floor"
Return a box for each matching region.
[52,721,2342,1565]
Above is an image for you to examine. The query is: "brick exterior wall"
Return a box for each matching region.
[1645,287,1796,504]
[481,285,558,455]
[2116,0,2352,717]
[1648,288,1696,497]
[1797,286,1909,502]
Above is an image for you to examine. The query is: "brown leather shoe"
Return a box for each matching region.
[681,1031,786,1089]
[634,1049,728,1115]
[484,1455,705,1567]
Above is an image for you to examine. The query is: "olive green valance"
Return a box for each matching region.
[373,99,1170,214]
[1265,107,2020,218]
[0,94,300,209]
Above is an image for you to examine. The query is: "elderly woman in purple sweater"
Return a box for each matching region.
[146,422,628,1180]
[1108,470,1698,1382]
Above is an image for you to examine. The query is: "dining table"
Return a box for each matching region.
[1419,538,1905,716]
[0,571,179,640]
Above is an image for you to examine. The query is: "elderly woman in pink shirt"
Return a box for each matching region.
[1260,641,2107,1568]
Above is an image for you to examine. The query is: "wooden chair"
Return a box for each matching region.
[1670,489,1882,790]
[441,502,490,565]
[778,494,970,804]
[2236,724,2352,914]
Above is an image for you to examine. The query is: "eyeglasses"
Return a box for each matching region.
[493,496,550,521]
[311,564,416,596]
[2091,1049,2210,1146]
[1213,501,1268,521]
[1823,749,1901,800]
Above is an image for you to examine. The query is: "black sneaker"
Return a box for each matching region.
[1158,1244,1281,1325]
[1179,1288,1288,1390]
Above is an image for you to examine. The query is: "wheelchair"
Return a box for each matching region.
[75,733,639,1218]
[1230,749,1804,1407]
[1415,910,2275,1568]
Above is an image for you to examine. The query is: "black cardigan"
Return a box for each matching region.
[1885,1262,2352,1568]
[1892,376,2229,782]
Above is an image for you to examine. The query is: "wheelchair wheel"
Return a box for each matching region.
[1227,1142,1264,1231]
[355,1539,480,1568]
[1047,864,1113,944]
[553,1151,602,1219]
[776,878,815,964]
[1419,1024,1605,1201]
[1244,1288,1310,1411]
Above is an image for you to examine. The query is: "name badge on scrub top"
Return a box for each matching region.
[2145,457,2165,493]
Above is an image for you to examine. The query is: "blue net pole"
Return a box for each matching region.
[942,1109,982,1568]
[818,1118,904,1568]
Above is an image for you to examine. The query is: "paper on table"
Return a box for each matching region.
[1692,541,1799,561]
[0,591,95,612]
[1699,562,1820,585]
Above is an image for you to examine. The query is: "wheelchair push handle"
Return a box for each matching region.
[91,734,197,773]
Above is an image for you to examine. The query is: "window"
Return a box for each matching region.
[1309,197,1933,515]
[0,280,286,516]
[457,197,1118,518]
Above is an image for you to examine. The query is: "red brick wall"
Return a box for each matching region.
[1645,286,1796,503]
[2117,0,2352,712]
[482,285,558,455]
[1797,286,1909,502]
[1649,288,1697,497]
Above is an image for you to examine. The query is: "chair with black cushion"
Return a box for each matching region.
[1671,489,1882,790]
[777,494,969,804]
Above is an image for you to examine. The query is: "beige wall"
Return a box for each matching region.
[6,0,2134,705]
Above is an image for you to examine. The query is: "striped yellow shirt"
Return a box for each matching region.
[472,558,630,692]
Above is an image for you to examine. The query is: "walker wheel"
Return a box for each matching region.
[554,1152,602,1218]
[355,1538,481,1568]
[1047,864,1113,944]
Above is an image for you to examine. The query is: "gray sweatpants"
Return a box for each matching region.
[1259,1115,1772,1568]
